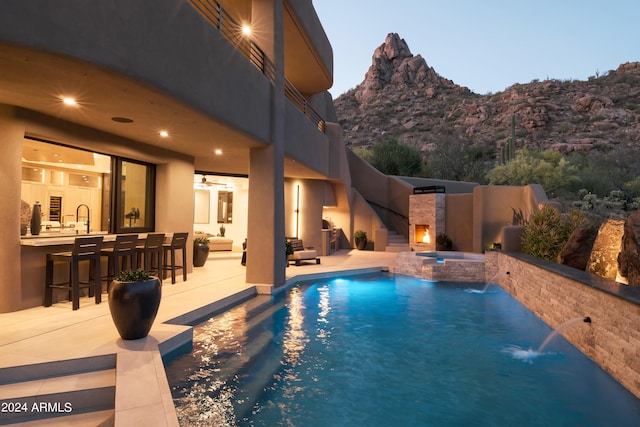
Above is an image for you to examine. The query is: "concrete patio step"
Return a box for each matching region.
[15,409,114,426]
[386,231,409,252]
[0,356,116,425]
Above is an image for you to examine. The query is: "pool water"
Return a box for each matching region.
[165,273,640,426]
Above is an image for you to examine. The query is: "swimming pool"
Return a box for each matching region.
[165,273,640,426]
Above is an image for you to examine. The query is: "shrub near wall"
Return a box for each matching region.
[485,250,640,399]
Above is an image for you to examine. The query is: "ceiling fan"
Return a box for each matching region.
[200,175,225,186]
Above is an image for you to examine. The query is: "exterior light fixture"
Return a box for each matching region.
[159,130,169,137]
[61,97,77,106]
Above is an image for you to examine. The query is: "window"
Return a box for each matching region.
[112,158,155,233]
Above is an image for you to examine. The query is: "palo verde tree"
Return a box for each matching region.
[486,148,579,195]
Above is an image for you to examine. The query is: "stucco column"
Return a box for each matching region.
[246,0,286,286]
[0,105,25,312]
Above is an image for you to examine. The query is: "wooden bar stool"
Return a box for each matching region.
[101,234,138,291]
[44,236,103,310]
[161,232,189,284]
[135,233,165,275]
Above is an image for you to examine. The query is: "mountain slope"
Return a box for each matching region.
[334,33,640,157]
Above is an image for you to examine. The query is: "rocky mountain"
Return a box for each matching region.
[335,33,640,158]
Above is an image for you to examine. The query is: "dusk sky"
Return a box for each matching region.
[314,0,640,97]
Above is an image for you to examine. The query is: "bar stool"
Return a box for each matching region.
[44,236,103,310]
[101,234,138,291]
[135,233,165,275]
[161,232,189,284]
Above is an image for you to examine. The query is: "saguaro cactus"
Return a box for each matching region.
[500,113,517,164]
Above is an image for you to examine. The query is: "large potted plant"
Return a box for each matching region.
[193,236,210,267]
[108,269,161,340]
[354,230,367,250]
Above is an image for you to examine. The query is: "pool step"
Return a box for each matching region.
[0,355,116,425]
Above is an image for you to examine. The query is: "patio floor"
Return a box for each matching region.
[0,249,397,426]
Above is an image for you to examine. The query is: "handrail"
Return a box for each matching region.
[284,77,326,132]
[188,0,325,133]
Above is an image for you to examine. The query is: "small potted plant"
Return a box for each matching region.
[193,236,210,267]
[285,240,294,267]
[108,269,161,340]
[219,223,226,237]
[354,230,367,250]
[436,233,453,251]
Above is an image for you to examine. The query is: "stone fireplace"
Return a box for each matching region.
[409,193,445,251]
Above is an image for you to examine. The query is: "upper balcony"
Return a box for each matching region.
[191,0,329,132]
[283,0,333,95]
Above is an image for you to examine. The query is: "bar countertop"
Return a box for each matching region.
[20,232,158,247]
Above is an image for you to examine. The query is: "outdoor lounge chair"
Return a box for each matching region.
[287,238,320,266]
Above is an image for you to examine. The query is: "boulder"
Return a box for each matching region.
[586,219,624,280]
[558,225,597,270]
[617,211,640,287]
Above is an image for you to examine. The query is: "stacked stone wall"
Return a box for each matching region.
[485,251,640,399]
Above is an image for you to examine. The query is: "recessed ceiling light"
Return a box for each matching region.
[159,130,169,137]
[112,117,134,123]
[242,24,251,36]
[215,149,223,155]
[61,97,77,106]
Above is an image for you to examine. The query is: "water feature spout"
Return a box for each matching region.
[537,316,591,353]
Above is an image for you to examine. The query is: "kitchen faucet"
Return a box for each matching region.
[76,204,90,234]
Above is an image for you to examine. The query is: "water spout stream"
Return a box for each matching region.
[506,316,591,361]
[466,271,510,294]
[537,316,591,353]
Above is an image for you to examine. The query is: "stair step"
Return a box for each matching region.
[0,365,115,424]
[13,409,114,426]
[386,244,411,252]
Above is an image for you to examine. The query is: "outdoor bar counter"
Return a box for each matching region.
[20,233,173,310]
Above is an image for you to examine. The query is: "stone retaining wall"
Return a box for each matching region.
[485,250,640,399]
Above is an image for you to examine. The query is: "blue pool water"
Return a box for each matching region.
[165,273,640,426]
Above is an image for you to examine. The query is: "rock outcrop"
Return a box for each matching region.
[354,33,462,103]
[558,225,597,271]
[617,211,640,287]
[586,219,625,281]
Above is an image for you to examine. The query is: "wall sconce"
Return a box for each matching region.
[295,184,300,238]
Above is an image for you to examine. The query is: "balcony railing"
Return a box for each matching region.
[188,0,325,133]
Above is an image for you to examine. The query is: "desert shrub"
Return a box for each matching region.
[365,137,425,177]
[521,205,588,261]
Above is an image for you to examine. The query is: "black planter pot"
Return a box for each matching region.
[355,237,367,250]
[193,243,209,267]
[108,277,161,340]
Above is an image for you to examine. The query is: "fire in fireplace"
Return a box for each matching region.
[415,225,430,243]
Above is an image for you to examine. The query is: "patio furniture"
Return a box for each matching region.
[161,232,189,284]
[44,236,104,310]
[135,233,165,275]
[287,238,320,266]
[100,234,138,291]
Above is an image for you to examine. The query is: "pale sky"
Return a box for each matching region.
[313,0,640,97]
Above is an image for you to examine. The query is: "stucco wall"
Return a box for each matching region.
[485,250,640,399]
[445,194,474,252]
[473,184,547,252]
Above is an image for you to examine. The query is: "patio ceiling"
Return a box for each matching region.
[0,42,326,179]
